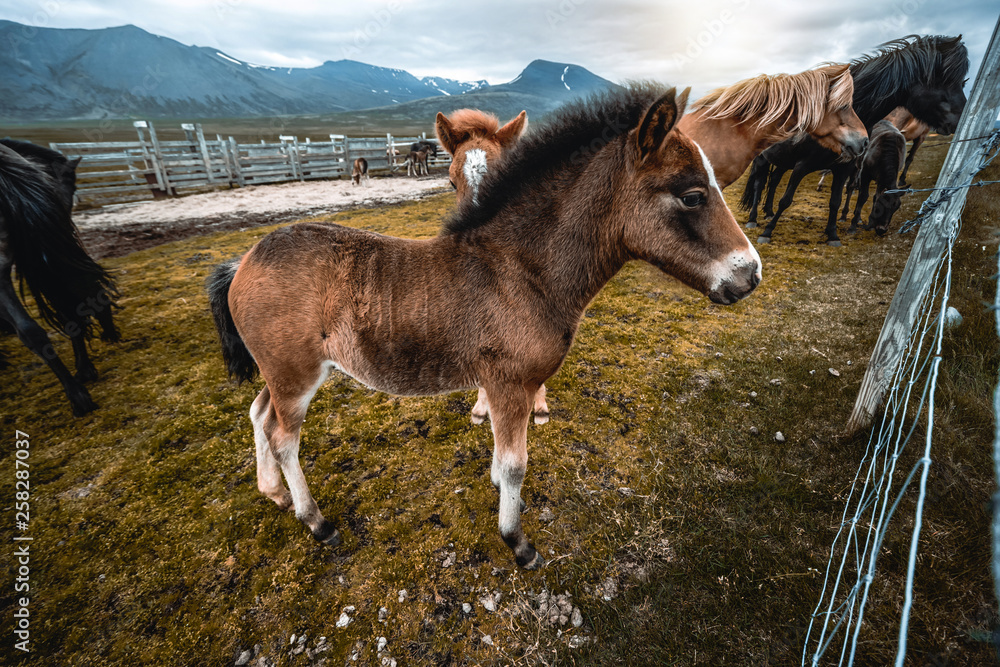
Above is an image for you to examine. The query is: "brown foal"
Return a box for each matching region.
[677,64,868,188]
[434,108,546,425]
[209,85,762,569]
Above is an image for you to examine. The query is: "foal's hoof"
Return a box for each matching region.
[745,221,758,229]
[517,548,547,570]
[71,397,99,417]
[756,235,771,244]
[827,239,842,248]
[313,521,341,547]
[533,411,550,425]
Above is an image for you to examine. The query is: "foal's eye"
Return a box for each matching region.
[680,191,706,208]
[450,180,457,190]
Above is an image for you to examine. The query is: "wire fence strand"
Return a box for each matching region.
[801,125,1000,667]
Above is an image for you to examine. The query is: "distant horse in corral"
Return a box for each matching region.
[410,140,438,158]
[208,85,761,569]
[677,63,867,188]
[0,141,119,416]
[741,34,968,246]
[351,157,369,186]
[884,107,931,188]
[405,147,431,176]
[434,108,540,425]
[840,120,907,236]
[436,108,528,205]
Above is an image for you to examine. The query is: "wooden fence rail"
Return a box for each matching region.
[50,121,451,206]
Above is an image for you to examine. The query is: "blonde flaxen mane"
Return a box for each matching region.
[690,64,854,135]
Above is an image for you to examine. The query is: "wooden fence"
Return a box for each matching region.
[50,120,451,206]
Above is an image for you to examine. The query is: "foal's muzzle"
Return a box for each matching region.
[709,261,761,305]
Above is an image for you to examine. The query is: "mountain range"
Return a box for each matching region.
[0,20,616,122]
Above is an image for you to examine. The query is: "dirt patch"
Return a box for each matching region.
[75,174,450,258]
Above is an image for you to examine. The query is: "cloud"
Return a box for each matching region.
[0,0,993,87]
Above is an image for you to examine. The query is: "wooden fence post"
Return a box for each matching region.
[134,120,171,198]
[846,16,1000,434]
[229,136,245,188]
[195,124,215,183]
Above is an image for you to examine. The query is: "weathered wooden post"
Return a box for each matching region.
[846,17,1000,434]
[134,120,171,198]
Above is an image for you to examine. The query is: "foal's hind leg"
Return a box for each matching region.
[70,327,99,382]
[487,383,544,569]
[250,385,292,511]
[262,366,340,546]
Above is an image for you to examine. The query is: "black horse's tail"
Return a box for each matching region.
[739,155,771,212]
[0,145,119,339]
[207,259,258,383]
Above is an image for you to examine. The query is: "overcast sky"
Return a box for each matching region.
[1,0,996,97]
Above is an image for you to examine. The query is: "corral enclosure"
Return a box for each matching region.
[42,120,451,207]
[0,138,996,666]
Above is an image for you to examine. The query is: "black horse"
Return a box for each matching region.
[842,120,907,236]
[0,140,119,416]
[409,139,438,158]
[741,35,969,246]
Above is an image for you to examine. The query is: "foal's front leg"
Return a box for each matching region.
[472,385,550,425]
[487,384,545,569]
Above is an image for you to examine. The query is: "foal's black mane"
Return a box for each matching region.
[442,83,662,236]
[850,35,968,124]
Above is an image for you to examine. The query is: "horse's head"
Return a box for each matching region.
[436,109,527,206]
[896,35,968,134]
[626,89,761,305]
[807,65,868,161]
[870,188,903,236]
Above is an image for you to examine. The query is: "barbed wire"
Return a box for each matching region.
[801,235,957,666]
[921,131,998,149]
[893,130,1000,234]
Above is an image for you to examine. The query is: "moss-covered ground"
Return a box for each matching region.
[0,140,997,666]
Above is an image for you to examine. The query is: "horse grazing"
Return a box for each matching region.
[435,109,528,205]
[741,34,968,246]
[884,107,931,188]
[208,85,761,569]
[840,120,907,236]
[351,157,369,186]
[433,109,544,425]
[0,141,119,416]
[677,64,867,188]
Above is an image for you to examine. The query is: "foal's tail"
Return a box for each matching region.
[0,145,119,339]
[739,155,770,212]
[207,259,258,383]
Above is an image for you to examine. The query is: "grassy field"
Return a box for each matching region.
[0,139,997,666]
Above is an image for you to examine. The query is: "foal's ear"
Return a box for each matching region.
[495,110,528,149]
[435,112,460,156]
[676,87,691,117]
[68,156,82,169]
[636,88,680,162]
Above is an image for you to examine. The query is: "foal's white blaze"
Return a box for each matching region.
[693,141,763,293]
[463,148,488,206]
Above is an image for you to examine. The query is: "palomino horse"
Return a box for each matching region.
[433,108,544,425]
[208,85,762,569]
[841,120,907,235]
[884,107,931,188]
[740,35,968,246]
[0,141,119,416]
[677,64,867,188]
[351,157,369,186]
[435,108,527,206]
